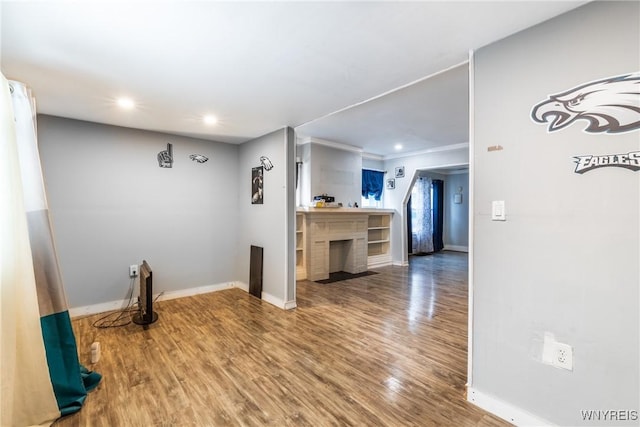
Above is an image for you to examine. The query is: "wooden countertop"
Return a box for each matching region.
[297,207,395,214]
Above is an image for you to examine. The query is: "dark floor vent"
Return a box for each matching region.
[249,245,263,299]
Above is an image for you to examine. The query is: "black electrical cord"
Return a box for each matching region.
[92,277,137,329]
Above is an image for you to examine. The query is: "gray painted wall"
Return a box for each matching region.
[37,115,240,307]
[444,172,468,249]
[236,128,295,306]
[472,2,639,425]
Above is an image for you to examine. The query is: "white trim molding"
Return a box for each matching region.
[468,387,554,426]
[362,152,384,161]
[69,281,247,318]
[467,48,475,389]
[261,291,297,310]
[284,300,297,310]
[444,244,468,253]
[383,142,469,161]
[393,260,409,267]
[297,137,363,154]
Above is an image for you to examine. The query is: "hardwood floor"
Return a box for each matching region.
[55,251,511,426]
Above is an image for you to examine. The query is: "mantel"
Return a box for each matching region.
[297,208,395,215]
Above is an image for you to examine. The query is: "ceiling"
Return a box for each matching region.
[1,1,586,156]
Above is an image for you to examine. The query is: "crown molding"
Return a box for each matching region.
[362,152,384,161]
[298,137,363,154]
[383,142,469,160]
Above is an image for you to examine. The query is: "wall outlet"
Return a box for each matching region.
[129,264,139,277]
[552,342,573,371]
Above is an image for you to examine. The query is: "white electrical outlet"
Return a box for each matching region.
[129,264,139,277]
[552,342,573,371]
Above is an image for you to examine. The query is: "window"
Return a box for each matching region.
[361,169,384,207]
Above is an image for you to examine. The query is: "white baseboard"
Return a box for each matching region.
[283,300,297,310]
[69,281,247,318]
[157,281,248,302]
[69,299,131,318]
[261,291,292,310]
[444,245,468,252]
[69,280,300,318]
[393,261,409,267]
[467,387,553,426]
[233,282,297,310]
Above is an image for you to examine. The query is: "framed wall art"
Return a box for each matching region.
[252,166,263,204]
[386,178,396,190]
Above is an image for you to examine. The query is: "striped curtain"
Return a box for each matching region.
[1,75,100,426]
[411,177,434,254]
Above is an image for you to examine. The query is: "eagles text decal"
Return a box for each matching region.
[574,151,640,174]
[532,72,640,134]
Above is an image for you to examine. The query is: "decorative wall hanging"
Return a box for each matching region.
[386,178,395,190]
[252,166,264,204]
[395,166,405,178]
[531,72,640,134]
[574,150,640,174]
[189,154,209,163]
[260,156,274,171]
[158,143,173,168]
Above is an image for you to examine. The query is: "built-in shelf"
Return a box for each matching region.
[367,213,392,268]
[296,213,306,280]
[295,209,394,281]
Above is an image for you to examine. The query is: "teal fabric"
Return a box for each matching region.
[40,311,102,416]
[81,365,102,392]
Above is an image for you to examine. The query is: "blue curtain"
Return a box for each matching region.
[362,169,384,200]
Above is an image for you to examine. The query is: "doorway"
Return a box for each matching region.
[404,167,467,261]
[407,178,444,255]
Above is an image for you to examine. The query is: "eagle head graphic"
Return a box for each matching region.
[531,72,640,134]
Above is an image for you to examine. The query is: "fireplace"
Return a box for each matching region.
[304,211,368,281]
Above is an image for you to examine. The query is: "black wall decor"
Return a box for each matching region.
[158,143,173,168]
[252,166,263,204]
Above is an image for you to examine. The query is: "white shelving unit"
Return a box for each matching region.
[295,209,393,280]
[296,213,306,280]
[367,213,392,268]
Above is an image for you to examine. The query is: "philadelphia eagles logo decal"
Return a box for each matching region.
[532,72,640,134]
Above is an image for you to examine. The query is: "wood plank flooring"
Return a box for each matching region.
[55,251,511,426]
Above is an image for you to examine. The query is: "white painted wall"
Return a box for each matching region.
[362,157,384,171]
[471,2,639,425]
[297,142,311,207]
[307,142,362,207]
[37,115,240,307]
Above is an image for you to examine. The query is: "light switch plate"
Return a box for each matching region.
[492,200,506,221]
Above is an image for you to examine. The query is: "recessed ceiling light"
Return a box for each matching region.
[203,115,217,125]
[116,97,135,109]
[394,144,403,151]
